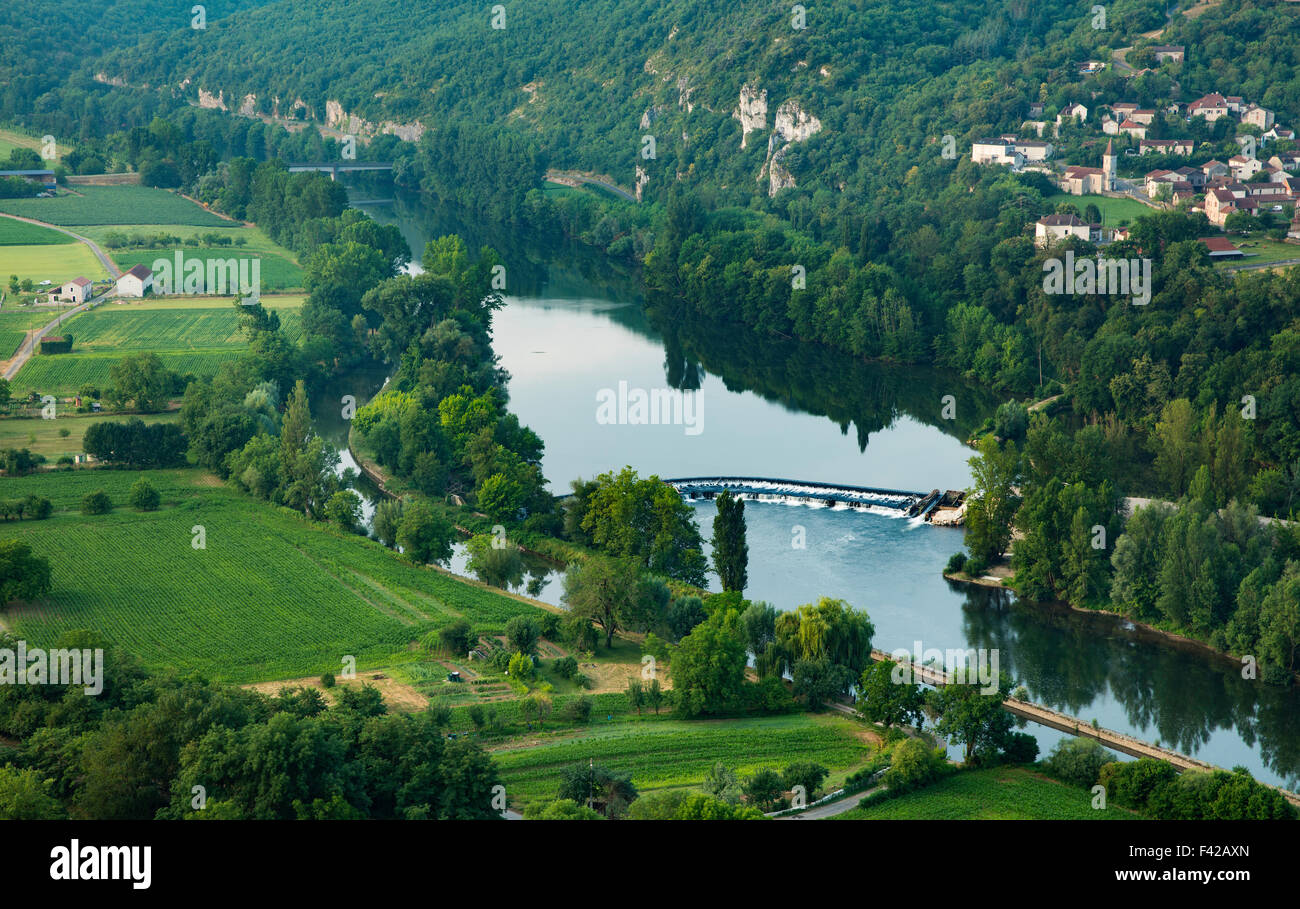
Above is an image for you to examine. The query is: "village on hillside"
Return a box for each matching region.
[970,42,1300,261]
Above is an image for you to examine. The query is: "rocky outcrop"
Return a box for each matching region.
[772,98,822,144]
[760,99,823,196]
[733,84,767,149]
[635,164,649,202]
[197,88,226,111]
[677,76,695,113]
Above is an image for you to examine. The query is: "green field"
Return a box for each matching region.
[1046,193,1161,227]
[834,766,1141,820]
[112,248,304,291]
[9,296,305,394]
[0,306,81,358]
[0,411,181,460]
[10,349,242,396]
[0,243,107,286]
[0,128,62,162]
[56,305,303,352]
[492,713,873,804]
[0,469,550,683]
[0,218,74,246]
[0,186,231,227]
[1222,238,1300,268]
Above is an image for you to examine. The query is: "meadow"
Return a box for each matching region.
[0,411,182,460]
[834,766,1141,820]
[1045,193,1161,227]
[0,186,231,227]
[0,469,550,683]
[491,712,873,804]
[0,243,107,287]
[0,127,61,162]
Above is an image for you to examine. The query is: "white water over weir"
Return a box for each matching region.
[664,477,965,522]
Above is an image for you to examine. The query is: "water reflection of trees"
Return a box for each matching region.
[652,310,999,449]
[956,584,1300,787]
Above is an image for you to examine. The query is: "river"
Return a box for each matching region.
[328,192,1300,790]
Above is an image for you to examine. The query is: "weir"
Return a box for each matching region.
[665,476,965,522]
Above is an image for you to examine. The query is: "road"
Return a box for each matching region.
[2,295,102,380]
[545,170,637,202]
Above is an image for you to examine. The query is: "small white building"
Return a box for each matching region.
[115,264,153,298]
[1035,213,1102,247]
[48,276,92,304]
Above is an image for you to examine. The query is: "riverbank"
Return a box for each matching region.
[943,567,1256,677]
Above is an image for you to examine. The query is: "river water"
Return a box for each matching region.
[334,193,1300,789]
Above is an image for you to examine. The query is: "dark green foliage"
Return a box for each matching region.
[83,419,188,468]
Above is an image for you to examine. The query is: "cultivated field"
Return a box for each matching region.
[0,411,182,460]
[834,766,1140,820]
[8,295,305,395]
[491,712,874,804]
[0,218,74,246]
[0,469,550,683]
[113,248,303,290]
[0,186,231,227]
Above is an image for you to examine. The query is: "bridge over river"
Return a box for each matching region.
[287,161,394,180]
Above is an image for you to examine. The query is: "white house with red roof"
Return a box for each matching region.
[115,264,153,298]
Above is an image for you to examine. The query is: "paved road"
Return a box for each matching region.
[2,295,102,380]
[545,170,637,202]
[0,212,121,278]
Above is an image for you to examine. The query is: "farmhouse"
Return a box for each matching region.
[115,263,153,298]
[47,276,92,304]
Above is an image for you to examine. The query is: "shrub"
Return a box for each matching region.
[882,739,948,793]
[561,695,593,724]
[1043,737,1116,788]
[552,655,579,679]
[320,672,336,688]
[80,490,112,515]
[507,651,535,682]
[945,552,967,573]
[505,614,541,656]
[437,619,474,655]
[128,478,160,511]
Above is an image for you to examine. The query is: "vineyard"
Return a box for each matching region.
[0,470,551,683]
[112,249,304,291]
[8,299,303,394]
[835,767,1139,820]
[9,349,243,395]
[58,305,303,352]
[0,218,75,246]
[491,713,873,804]
[0,186,231,227]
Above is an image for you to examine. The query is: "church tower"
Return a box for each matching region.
[1103,138,1117,192]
